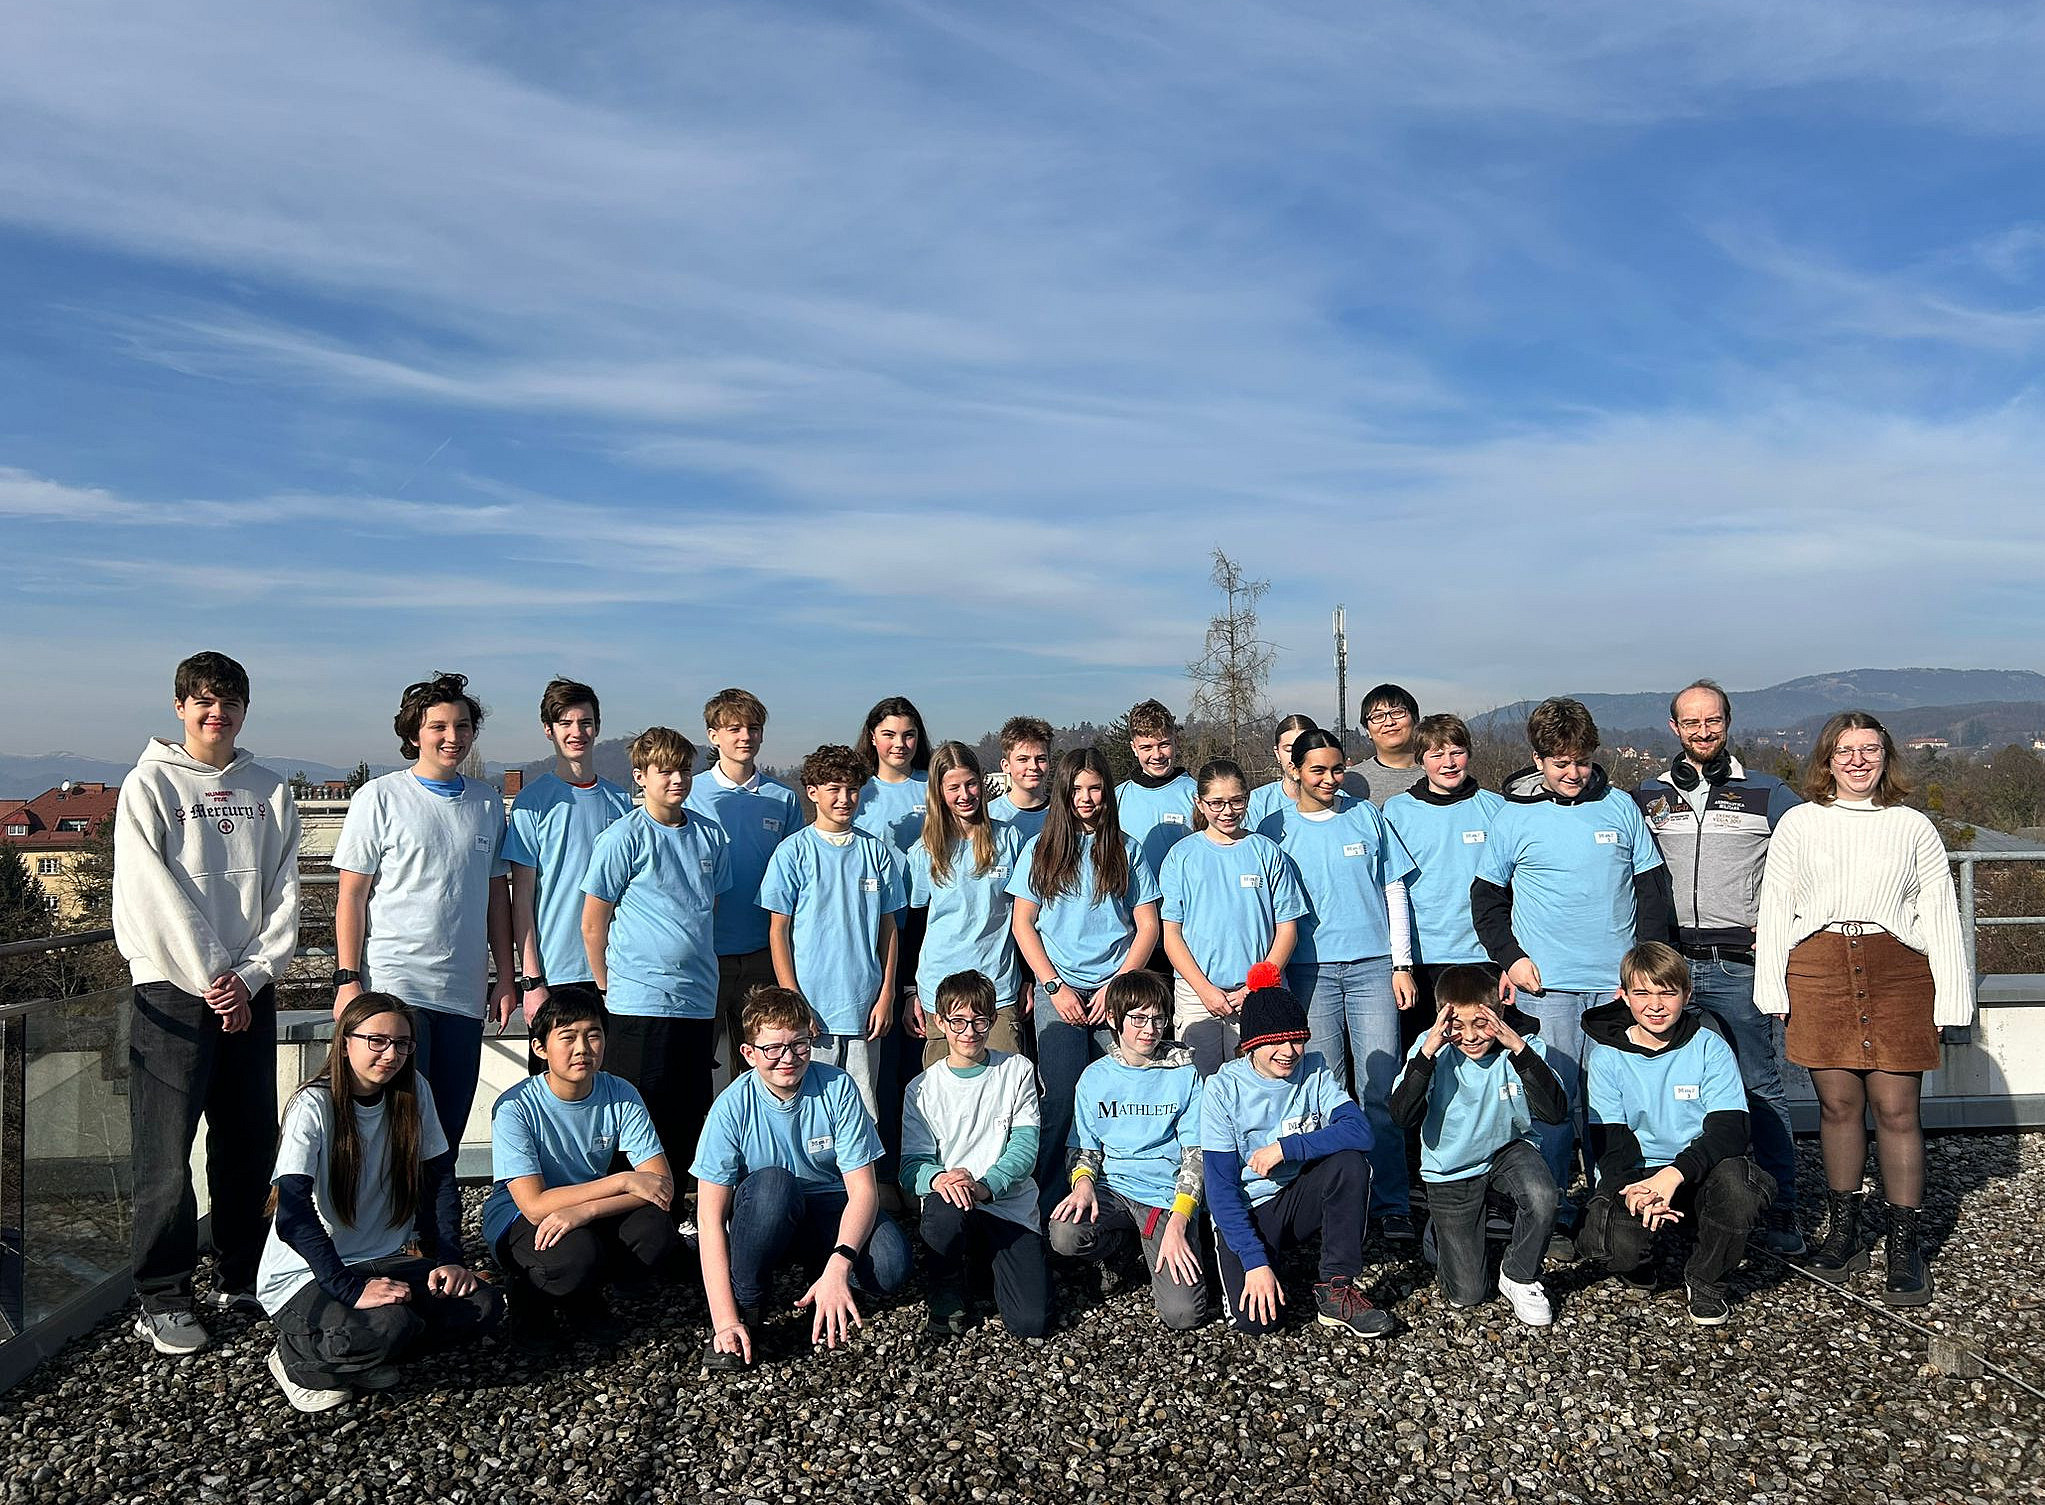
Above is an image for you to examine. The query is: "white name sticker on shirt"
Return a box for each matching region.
[1279,1113,1324,1137]
[699,858,716,874]
[1594,830,1620,844]
[591,1133,616,1156]
[473,835,492,853]
[1461,830,1486,844]
[1673,1083,1700,1101]
[762,817,783,833]
[1342,842,1368,858]
[992,865,1009,880]
[806,1134,835,1155]
[1239,872,1263,888]
[1161,812,1185,825]
[1499,1082,1521,1101]
[861,877,880,893]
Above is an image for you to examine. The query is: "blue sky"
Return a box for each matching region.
[5,1,2044,768]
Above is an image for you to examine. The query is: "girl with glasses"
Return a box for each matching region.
[1008,747,1162,1219]
[1756,711,1972,1305]
[1159,759,1308,1077]
[1049,971,1211,1329]
[905,742,1028,1069]
[256,992,501,1412]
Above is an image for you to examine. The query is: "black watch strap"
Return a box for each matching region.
[831,1242,859,1266]
[331,968,361,988]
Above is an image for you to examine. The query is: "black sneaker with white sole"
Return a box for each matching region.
[1686,1280,1731,1326]
[1314,1278,1398,1338]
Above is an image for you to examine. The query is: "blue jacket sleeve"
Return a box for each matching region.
[274,1174,370,1306]
[418,1150,464,1265]
[1279,1099,1371,1163]
[1202,1150,1270,1273]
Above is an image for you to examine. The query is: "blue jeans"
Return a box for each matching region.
[1686,957,1798,1219]
[412,1007,485,1156]
[1518,988,1602,1199]
[1031,982,1111,1219]
[723,1167,913,1311]
[1290,958,1408,1219]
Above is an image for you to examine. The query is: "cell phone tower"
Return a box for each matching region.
[1333,604,1349,746]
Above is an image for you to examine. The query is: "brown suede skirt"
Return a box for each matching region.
[1784,928,1939,1073]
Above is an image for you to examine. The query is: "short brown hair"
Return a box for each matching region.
[1103,969,1171,1032]
[1415,713,1471,755]
[801,744,866,790]
[1127,699,1178,740]
[1803,711,1913,808]
[932,970,998,1020]
[539,678,599,727]
[1000,715,1053,753]
[629,726,696,772]
[742,985,813,1042]
[1431,963,1497,1011]
[174,651,250,706]
[395,672,485,759]
[1526,697,1598,760]
[704,687,768,731]
[1620,941,1692,997]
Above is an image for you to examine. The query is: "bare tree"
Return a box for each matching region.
[1185,548,1274,767]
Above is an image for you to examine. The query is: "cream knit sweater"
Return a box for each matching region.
[1754,799,1973,1027]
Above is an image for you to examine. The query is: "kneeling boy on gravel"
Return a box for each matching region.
[1386,964,1566,1326]
[1201,964,1395,1337]
[1578,942,1775,1326]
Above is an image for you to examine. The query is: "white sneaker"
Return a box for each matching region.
[267,1346,350,1413]
[133,1308,210,1356]
[1498,1273,1553,1327]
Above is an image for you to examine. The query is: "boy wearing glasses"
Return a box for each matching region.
[694,986,913,1369]
[1355,683,1423,807]
[1049,971,1211,1330]
[900,971,1049,1338]
[484,986,679,1340]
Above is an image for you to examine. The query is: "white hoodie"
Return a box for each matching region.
[112,739,301,996]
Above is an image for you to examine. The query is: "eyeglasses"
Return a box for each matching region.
[940,1015,994,1034]
[1365,709,1411,726]
[347,1032,415,1058]
[1198,796,1248,813]
[1831,745,1885,765]
[1675,716,1726,733]
[1123,1012,1168,1032]
[749,1039,814,1062]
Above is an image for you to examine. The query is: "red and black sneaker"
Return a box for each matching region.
[1314,1278,1397,1338]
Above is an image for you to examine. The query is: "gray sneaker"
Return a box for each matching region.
[267,1346,350,1413]
[133,1307,210,1356]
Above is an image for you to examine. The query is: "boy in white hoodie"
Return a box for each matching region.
[113,651,301,1355]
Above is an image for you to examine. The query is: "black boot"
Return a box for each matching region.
[1882,1204,1932,1307]
[1804,1188,1869,1284]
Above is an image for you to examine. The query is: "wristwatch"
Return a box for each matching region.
[517,973,548,993]
[830,1242,859,1266]
[1044,977,1064,995]
[331,968,361,989]
[1392,964,1414,974]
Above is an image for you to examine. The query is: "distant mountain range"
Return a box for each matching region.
[1470,668,2045,750]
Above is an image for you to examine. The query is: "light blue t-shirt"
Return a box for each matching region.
[1069,1053,1203,1212]
[684,770,802,956]
[1258,795,1416,965]
[482,1072,665,1248]
[986,794,1049,845]
[1587,1026,1745,1170]
[856,774,928,853]
[580,808,732,1018]
[1381,787,1506,967]
[1199,1053,1355,1207]
[1006,831,1162,992]
[1116,774,1198,879]
[1246,780,1294,830]
[757,827,905,1035]
[1476,789,1664,993]
[689,1063,883,1193]
[1158,831,1309,989]
[501,772,634,985]
[905,822,1026,1007]
[1400,1034,1555,1183]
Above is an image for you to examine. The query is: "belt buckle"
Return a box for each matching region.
[1838,922,1866,938]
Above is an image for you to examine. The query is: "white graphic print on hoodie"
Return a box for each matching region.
[112,739,301,996]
